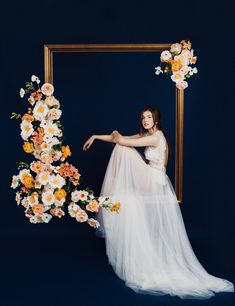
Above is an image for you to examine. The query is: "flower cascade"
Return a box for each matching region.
[11,75,120,226]
[154,40,198,90]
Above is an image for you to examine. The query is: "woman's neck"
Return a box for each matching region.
[147,127,159,135]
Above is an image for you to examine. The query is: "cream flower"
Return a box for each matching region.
[45,96,60,108]
[31,75,40,84]
[41,83,54,96]
[180,66,190,75]
[160,50,172,62]
[33,149,41,159]
[21,197,29,208]
[20,120,34,140]
[71,190,88,203]
[27,192,39,207]
[42,190,55,206]
[193,67,198,74]
[170,43,182,54]
[174,54,189,67]
[44,122,60,138]
[29,215,38,224]
[154,66,163,75]
[33,101,49,121]
[11,175,19,189]
[171,71,185,83]
[38,171,51,185]
[75,209,88,223]
[87,218,100,228]
[42,213,52,223]
[15,191,21,205]
[19,169,30,182]
[19,88,25,98]
[50,174,65,189]
[176,80,188,90]
[68,202,81,217]
[47,108,62,120]
[40,142,52,152]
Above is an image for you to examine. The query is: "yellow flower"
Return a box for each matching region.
[54,189,67,201]
[23,142,34,153]
[110,202,121,212]
[22,174,34,188]
[169,59,182,72]
[62,145,71,158]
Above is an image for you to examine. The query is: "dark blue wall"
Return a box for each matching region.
[1,1,234,305]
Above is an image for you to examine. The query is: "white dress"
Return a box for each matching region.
[96,130,234,299]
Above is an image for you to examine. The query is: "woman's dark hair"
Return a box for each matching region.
[139,106,171,160]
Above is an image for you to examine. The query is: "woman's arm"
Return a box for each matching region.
[123,133,141,139]
[83,134,115,151]
[114,133,159,147]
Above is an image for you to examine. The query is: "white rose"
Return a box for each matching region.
[170,43,182,54]
[160,50,172,62]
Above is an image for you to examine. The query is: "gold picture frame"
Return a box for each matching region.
[44,44,184,203]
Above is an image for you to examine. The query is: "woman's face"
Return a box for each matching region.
[141,110,155,130]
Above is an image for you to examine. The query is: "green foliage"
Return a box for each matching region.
[10,112,21,119]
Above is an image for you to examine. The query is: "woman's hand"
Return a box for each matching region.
[112,130,123,144]
[83,135,95,151]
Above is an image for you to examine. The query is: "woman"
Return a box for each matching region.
[83,107,234,299]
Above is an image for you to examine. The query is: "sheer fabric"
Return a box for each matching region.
[96,131,234,299]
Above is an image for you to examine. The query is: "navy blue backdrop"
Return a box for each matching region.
[0,1,234,306]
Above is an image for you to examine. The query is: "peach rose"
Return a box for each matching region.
[41,83,54,96]
[22,113,34,122]
[45,96,60,107]
[75,210,88,223]
[40,152,52,164]
[32,203,44,215]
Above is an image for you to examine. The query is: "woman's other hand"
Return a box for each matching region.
[83,135,95,151]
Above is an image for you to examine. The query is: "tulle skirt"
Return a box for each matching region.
[96,144,234,299]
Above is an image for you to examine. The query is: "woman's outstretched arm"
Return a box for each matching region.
[83,133,115,151]
[113,131,159,147]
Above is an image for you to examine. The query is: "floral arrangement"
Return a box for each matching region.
[11,75,120,226]
[154,40,198,90]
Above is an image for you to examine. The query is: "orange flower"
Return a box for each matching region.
[191,56,197,64]
[62,145,71,158]
[54,189,67,201]
[23,142,34,153]
[22,174,34,188]
[169,59,182,72]
[32,203,44,215]
[21,113,34,122]
[180,40,192,50]
[110,202,121,212]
